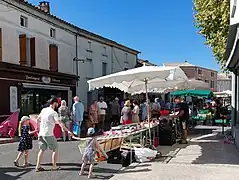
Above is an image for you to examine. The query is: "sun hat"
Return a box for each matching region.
[87,127,95,135]
[20,116,30,123]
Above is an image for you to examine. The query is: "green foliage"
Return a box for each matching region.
[193,0,230,69]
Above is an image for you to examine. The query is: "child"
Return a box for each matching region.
[75,127,106,179]
[14,116,38,167]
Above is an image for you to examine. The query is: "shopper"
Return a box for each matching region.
[58,100,71,141]
[172,96,189,144]
[132,100,140,123]
[77,127,106,178]
[110,97,121,126]
[97,97,108,132]
[14,116,38,167]
[121,100,132,125]
[88,100,99,129]
[72,96,85,137]
[35,97,73,172]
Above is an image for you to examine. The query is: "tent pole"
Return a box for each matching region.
[145,78,152,145]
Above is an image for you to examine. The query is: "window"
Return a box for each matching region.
[86,58,93,78]
[210,80,214,89]
[50,28,56,38]
[87,41,92,52]
[211,72,214,77]
[102,46,107,57]
[102,62,107,76]
[19,34,35,66]
[20,16,28,27]
[49,44,58,72]
[198,69,202,75]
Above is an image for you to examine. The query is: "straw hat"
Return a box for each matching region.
[124,100,131,106]
[20,116,30,123]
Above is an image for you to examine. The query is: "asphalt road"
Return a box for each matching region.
[0,140,122,180]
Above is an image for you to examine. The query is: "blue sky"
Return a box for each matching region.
[29,0,220,71]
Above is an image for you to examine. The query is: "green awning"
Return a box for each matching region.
[170,90,213,98]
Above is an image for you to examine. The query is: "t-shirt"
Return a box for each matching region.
[38,107,59,137]
[178,102,189,121]
[97,101,107,115]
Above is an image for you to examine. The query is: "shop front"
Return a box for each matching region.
[0,62,77,117]
[225,23,239,148]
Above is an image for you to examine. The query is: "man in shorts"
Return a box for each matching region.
[35,97,73,172]
[173,96,189,144]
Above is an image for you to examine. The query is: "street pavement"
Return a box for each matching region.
[0,140,122,180]
[111,130,239,180]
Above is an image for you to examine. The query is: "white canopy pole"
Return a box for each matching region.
[144,78,152,145]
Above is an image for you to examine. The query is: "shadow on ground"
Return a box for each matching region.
[156,126,239,166]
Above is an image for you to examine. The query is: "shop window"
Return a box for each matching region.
[0,28,2,61]
[102,62,107,76]
[20,16,28,27]
[19,34,35,66]
[49,44,58,72]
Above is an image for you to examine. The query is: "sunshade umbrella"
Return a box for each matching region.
[87,65,188,144]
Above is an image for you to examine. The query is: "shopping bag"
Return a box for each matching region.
[72,122,79,135]
[134,147,157,163]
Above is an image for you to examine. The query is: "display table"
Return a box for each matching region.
[93,122,159,163]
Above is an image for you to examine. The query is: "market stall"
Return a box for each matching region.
[87,65,189,144]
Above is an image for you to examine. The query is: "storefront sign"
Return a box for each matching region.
[41,76,51,84]
[25,75,40,81]
[52,78,61,83]
[9,86,18,113]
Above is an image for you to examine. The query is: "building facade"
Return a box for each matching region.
[217,73,232,92]
[164,62,218,91]
[0,0,139,116]
[225,0,239,148]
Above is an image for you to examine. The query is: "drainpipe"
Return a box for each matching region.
[75,34,79,87]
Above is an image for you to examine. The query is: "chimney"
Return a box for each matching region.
[39,1,50,14]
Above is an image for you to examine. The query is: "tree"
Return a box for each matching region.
[193,0,230,69]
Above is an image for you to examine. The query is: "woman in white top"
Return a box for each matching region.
[132,100,140,123]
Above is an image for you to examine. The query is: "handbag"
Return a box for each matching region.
[72,122,80,135]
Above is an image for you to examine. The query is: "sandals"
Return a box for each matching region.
[35,167,45,172]
[14,161,19,167]
[51,167,61,171]
[22,163,32,167]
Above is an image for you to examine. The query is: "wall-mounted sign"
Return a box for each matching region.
[52,78,61,83]
[9,86,18,113]
[41,76,51,84]
[25,75,40,81]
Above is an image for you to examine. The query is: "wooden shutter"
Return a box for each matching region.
[0,28,2,61]
[49,44,58,72]
[19,34,27,65]
[30,37,36,66]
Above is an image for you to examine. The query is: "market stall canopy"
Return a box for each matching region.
[214,90,232,97]
[170,89,214,98]
[87,66,189,94]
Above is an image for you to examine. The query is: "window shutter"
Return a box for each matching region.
[49,44,58,72]
[19,34,27,65]
[30,37,36,66]
[0,28,2,61]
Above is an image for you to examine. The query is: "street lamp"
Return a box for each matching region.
[73,57,85,86]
